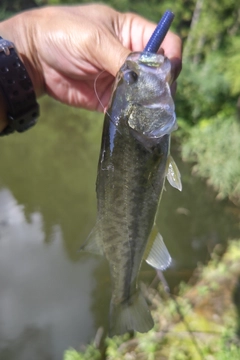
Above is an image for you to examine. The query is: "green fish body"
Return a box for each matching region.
[82,52,182,336]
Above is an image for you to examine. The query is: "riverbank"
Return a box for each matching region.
[64,238,240,360]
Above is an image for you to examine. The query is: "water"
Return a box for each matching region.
[0,97,238,359]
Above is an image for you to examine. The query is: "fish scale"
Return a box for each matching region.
[97,112,169,305]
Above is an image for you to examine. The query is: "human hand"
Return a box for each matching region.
[0,4,182,113]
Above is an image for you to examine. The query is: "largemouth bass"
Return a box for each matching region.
[82,52,182,336]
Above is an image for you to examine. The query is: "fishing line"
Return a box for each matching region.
[94,70,122,135]
[155,270,205,360]
[94,70,109,114]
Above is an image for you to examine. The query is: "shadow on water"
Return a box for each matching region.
[0,97,239,359]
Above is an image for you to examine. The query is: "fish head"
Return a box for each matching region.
[112,52,177,139]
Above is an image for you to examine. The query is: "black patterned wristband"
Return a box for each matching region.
[0,36,39,136]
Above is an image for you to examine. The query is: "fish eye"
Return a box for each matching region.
[123,70,138,85]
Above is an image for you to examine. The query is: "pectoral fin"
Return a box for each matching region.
[79,222,104,256]
[166,155,182,191]
[144,225,172,270]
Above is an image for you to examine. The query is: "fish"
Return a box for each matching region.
[81,52,182,337]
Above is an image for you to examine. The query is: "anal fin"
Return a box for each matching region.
[144,225,171,270]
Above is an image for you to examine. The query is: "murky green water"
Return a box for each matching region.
[0,97,239,359]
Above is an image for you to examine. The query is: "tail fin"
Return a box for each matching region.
[109,289,154,337]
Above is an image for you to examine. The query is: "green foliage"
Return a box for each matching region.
[224,37,240,96]
[217,328,240,360]
[176,54,231,124]
[0,0,38,20]
[171,0,240,204]
[181,114,240,201]
[64,349,82,360]
[64,345,101,360]
[183,0,240,60]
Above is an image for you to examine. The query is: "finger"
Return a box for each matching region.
[125,15,157,51]
[161,31,182,81]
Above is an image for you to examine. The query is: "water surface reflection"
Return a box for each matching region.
[0,188,101,359]
[0,97,238,359]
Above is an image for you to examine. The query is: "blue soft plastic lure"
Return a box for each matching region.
[144,10,174,53]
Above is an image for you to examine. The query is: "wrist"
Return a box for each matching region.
[0,35,40,135]
[0,10,44,98]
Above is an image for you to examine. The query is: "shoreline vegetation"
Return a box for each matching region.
[64,239,240,360]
